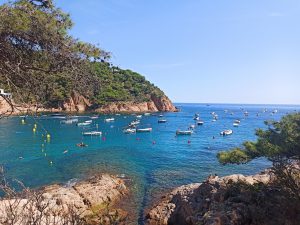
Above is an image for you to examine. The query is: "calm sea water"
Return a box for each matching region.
[0,103,299,222]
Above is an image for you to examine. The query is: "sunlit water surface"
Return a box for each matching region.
[1,103,299,223]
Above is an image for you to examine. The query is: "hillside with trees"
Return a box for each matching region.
[0,0,175,116]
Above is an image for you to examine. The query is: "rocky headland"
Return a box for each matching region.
[0,92,177,115]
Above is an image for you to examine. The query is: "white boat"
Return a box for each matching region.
[61,118,78,124]
[85,120,93,123]
[190,124,196,129]
[233,123,239,127]
[83,131,102,136]
[158,114,164,117]
[130,120,140,126]
[136,115,142,118]
[176,130,193,135]
[90,116,99,119]
[105,118,115,122]
[136,128,152,133]
[234,120,241,124]
[212,119,217,122]
[144,113,151,116]
[197,121,204,125]
[193,113,200,120]
[77,121,92,126]
[220,129,233,136]
[123,128,136,134]
[158,119,167,123]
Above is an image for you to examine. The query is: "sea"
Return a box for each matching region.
[0,103,299,223]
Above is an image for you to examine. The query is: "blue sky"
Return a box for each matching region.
[3,0,300,104]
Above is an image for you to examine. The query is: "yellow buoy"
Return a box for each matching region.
[34,124,37,128]
[33,128,36,132]
[21,119,25,124]
[46,134,51,139]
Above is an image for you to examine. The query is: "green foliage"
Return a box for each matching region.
[217,113,300,164]
[91,62,165,106]
[0,0,164,109]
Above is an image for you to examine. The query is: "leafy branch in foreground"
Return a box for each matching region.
[0,0,109,115]
[217,113,300,200]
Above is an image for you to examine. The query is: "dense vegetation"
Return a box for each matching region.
[0,0,165,114]
[91,62,164,105]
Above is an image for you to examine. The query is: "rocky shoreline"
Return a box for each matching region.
[0,93,177,116]
[0,169,299,224]
[145,171,274,225]
[0,174,129,224]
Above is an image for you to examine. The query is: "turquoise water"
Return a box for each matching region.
[0,103,299,223]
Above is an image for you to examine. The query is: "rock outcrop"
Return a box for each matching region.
[146,171,275,225]
[95,95,177,113]
[0,174,128,224]
[0,92,177,115]
[0,96,12,115]
[62,91,92,112]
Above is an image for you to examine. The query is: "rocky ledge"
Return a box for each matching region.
[146,171,274,225]
[0,174,128,224]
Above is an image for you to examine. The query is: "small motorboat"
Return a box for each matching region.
[77,121,92,126]
[144,113,151,116]
[190,124,196,129]
[234,120,241,124]
[158,119,167,123]
[136,128,152,133]
[105,118,115,122]
[197,121,204,125]
[193,113,200,120]
[130,120,140,126]
[123,128,136,134]
[158,114,164,117]
[61,118,78,124]
[176,130,193,135]
[90,115,99,119]
[136,115,142,118]
[220,129,233,136]
[233,123,239,127]
[82,131,102,136]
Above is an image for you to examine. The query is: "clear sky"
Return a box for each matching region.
[3,0,300,104]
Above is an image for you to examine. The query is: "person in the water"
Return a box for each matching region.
[76,142,88,147]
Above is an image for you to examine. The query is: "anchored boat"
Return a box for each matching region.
[176,130,193,135]
[158,119,167,123]
[136,128,152,133]
[220,129,233,136]
[83,131,102,136]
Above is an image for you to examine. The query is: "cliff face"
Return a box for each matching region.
[62,91,92,112]
[60,91,177,113]
[0,92,177,115]
[95,95,177,113]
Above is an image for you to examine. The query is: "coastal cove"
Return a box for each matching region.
[0,103,299,223]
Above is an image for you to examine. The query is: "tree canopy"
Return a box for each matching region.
[217,113,300,165]
[0,0,108,112]
[0,0,166,114]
